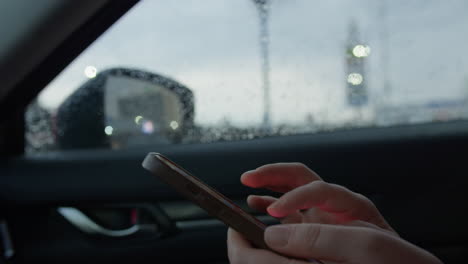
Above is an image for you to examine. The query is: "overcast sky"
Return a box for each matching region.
[39,0,468,126]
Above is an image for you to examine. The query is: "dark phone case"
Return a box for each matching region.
[142,152,269,249]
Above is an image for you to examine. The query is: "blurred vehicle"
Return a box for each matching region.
[55,68,194,150]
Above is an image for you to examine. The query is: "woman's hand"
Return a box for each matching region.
[227,163,442,263]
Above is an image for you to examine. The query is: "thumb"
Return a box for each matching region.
[264,224,442,264]
[264,224,384,262]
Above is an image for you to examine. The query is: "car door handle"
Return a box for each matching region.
[58,207,153,237]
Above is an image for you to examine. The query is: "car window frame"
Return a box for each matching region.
[0,0,139,157]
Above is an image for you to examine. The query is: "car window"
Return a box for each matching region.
[26,0,468,153]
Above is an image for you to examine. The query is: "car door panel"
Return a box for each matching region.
[2,121,468,263]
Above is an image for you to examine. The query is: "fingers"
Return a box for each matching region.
[247,195,304,224]
[264,224,442,264]
[267,181,393,231]
[247,195,388,231]
[241,163,322,193]
[247,195,277,213]
[227,228,307,264]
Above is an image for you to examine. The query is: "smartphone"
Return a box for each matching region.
[142,152,269,249]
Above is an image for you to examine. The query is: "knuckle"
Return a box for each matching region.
[355,192,374,205]
[309,180,328,190]
[281,225,303,249]
[362,229,387,253]
[291,162,307,168]
[290,162,310,174]
[290,163,322,182]
[303,224,322,250]
[328,182,348,192]
[354,192,381,217]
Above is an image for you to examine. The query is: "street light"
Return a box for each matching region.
[252,0,272,130]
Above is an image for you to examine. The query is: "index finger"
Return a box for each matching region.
[268,181,393,231]
[241,163,322,193]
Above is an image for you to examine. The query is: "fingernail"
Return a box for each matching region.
[265,225,290,248]
[266,207,277,218]
[267,203,282,217]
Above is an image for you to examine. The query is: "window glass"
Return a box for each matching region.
[26,0,468,153]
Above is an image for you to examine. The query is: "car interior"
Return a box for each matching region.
[1,0,467,263]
